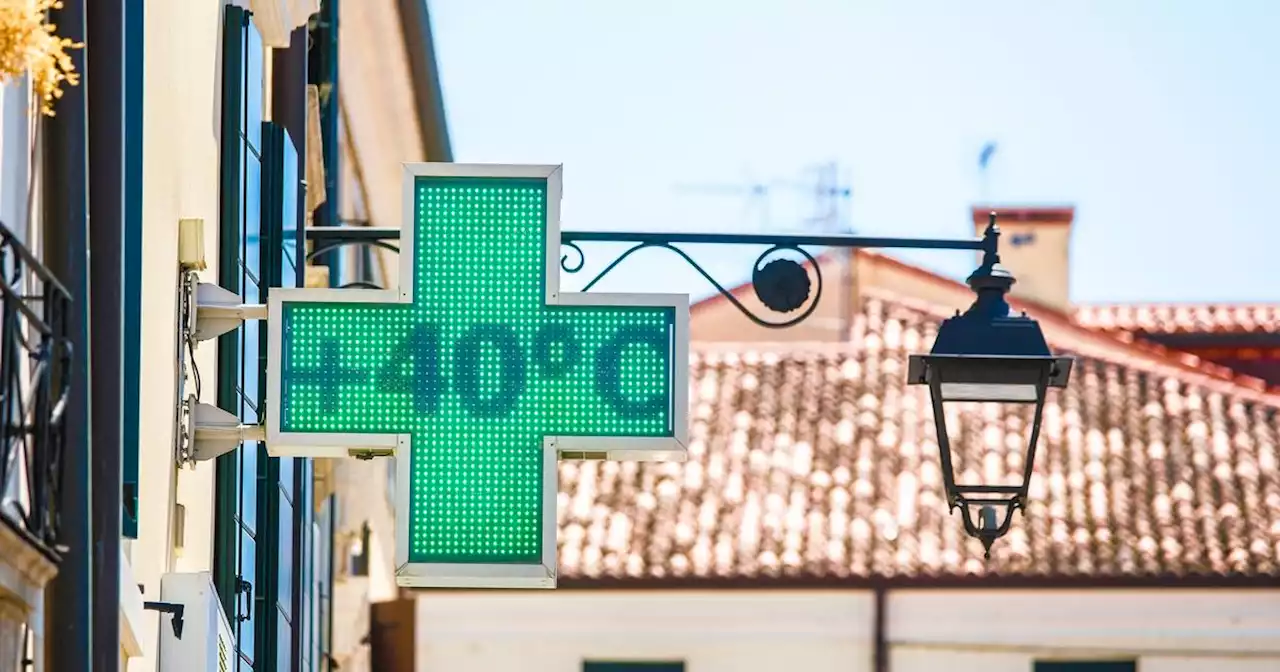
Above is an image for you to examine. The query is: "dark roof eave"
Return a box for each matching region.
[398,0,454,162]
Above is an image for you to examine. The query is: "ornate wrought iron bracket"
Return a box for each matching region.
[558,238,824,328]
[306,224,998,329]
[561,230,989,328]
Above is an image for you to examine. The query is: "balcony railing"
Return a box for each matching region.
[0,218,72,557]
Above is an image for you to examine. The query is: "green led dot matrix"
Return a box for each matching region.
[265,164,689,589]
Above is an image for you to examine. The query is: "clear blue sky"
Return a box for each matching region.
[428,0,1280,304]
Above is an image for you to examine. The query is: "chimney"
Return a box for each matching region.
[971,205,1075,312]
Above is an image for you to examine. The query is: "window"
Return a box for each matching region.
[1035,662,1136,672]
[213,5,265,667]
[584,663,685,672]
[218,5,326,670]
[257,120,307,669]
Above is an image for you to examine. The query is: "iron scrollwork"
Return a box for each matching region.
[1,219,73,558]
[559,240,824,329]
[306,225,992,331]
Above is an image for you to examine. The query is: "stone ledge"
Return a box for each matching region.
[0,514,59,612]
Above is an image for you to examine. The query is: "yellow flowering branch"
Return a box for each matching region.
[0,0,82,117]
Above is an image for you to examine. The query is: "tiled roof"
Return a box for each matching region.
[1075,303,1280,335]
[557,297,1280,583]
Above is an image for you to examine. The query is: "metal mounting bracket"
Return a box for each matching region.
[349,448,395,460]
[193,282,267,342]
[143,601,186,639]
[190,401,266,461]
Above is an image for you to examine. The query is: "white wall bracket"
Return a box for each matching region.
[194,282,267,342]
[190,402,266,462]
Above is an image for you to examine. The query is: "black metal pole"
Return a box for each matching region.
[86,0,124,667]
[324,493,337,671]
[306,226,401,242]
[273,24,310,666]
[873,585,889,672]
[43,0,93,667]
[561,230,987,251]
[272,27,308,155]
[308,0,341,285]
[305,226,990,254]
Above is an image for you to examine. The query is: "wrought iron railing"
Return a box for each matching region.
[0,218,72,556]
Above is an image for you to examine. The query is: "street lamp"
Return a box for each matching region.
[907,218,1073,558]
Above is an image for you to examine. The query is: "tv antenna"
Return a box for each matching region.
[978,141,997,204]
[673,161,853,234]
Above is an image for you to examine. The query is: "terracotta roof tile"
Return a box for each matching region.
[558,297,1280,582]
[1075,303,1280,335]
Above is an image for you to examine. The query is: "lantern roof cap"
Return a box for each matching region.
[907,247,1073,389]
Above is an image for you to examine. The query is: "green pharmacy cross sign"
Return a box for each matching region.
[266,164,689,589]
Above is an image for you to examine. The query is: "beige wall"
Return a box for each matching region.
[970,208,1074,313]
[889,589,1279,670]
[337,0,425,238]
[411,589,1280,672]
[124,0,248,668]
[416,591,872,671]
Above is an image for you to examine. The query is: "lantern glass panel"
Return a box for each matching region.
[931,357,1054,403]
[935,398,1036,491]
[940,382,1037,403]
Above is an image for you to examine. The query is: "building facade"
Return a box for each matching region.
[4,0,450,669]
[127,0,452,669]
[128,1,329,669]
[9,2,1278,670]
[411,590,1279,672]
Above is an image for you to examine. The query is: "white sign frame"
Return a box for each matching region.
[265,163,690,589]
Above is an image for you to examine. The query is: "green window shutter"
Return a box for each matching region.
[212,1,247,623]
[120,0,144,539]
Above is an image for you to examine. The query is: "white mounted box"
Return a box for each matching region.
[158,572,235,672]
